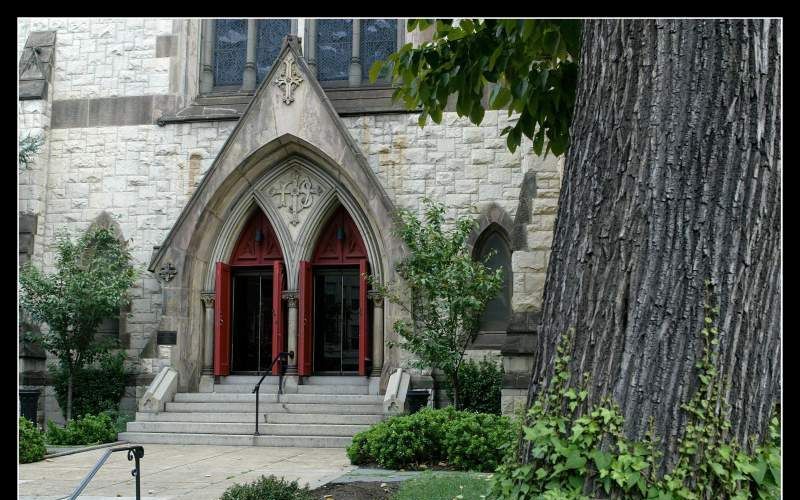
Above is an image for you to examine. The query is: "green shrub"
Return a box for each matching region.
[346,407,514,471]
[442,412,515,472]
[46,412,118,446]
[448,357,503,414]
[51,351,127,420]
[19,417,46,464]
[219,475,314,500]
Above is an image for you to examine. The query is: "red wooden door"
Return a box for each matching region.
[359,259,368,376]
[271,261,284,375]
[298,260,313,376]
[214,262,231,376]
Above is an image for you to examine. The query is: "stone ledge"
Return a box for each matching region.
[503,372,532,389]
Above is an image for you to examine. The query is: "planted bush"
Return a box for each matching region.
[447,357,503,414]
[219,475,314,500]
[442,411,516,471]
[51,351,127,420]
[46,412,117,446]
[19,417,46,464]
[347,407,515,472]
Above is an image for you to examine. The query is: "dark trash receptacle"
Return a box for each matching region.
[19,389,40,424]
[406,389,429,414]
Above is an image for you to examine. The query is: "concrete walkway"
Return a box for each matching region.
[18,444,355,500]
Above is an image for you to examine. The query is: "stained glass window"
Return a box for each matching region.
[476,230,512,332]
[213,19,247,87]
[361,19,396,82]
[316,19,353,81]
[256,19,291,83]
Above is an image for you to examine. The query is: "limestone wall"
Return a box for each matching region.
[18,18,562,387]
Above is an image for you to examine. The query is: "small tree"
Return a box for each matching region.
[372,200,503,409]
[19,226,137,421]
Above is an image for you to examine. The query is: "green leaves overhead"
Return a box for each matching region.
[372,19,581,156]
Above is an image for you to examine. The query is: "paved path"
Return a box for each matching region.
[18,444,355,500]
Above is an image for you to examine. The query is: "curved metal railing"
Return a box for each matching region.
[59,445,144,500]
[252,350,294,436]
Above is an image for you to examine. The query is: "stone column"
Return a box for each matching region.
[368,290,384,377]
[242,19,257,91]
[282,290,299,374]
[200,19,216,94]
[305,19,317,77]
[199,291,215,392]
[349,19,362,86]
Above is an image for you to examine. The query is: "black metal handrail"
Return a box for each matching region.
[59,445,144,500]
[253,350,293,436]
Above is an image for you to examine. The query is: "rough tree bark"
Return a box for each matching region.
[526,19,781,468]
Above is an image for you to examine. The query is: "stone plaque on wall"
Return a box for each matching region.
[157,330,177,345]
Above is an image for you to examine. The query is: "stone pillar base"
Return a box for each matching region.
[368,376,381,395]
[198,374,215,393]
[281,375,300,394]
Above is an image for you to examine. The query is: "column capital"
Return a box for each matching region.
[282,290,299,308]
[200,291,215,308]
[367,290,384,306]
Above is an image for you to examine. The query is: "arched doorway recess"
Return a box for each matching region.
[297,205,370,376]
[214,209,286,376]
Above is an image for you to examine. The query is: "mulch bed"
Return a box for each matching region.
[309,481,400,500]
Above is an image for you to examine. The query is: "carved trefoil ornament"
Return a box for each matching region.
[269,172,323,226]
[273,54,303,105]
[157,263,177,282]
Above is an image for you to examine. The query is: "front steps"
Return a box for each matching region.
[119,376,384,448]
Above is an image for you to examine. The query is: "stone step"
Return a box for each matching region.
[212,384,279,393]
[118,432,352,448]
[165,401,384,414]
[218,375,280,385]
[126,421,369,436]
[135,412,384,425]
[210,384,370,395]
[298,384,370,395]
[173,393,382,405]
[304,376,369,386]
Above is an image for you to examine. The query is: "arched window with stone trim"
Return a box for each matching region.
[474,225,513,333]
[88,212,130,347]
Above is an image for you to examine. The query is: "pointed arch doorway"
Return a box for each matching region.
[214,209,286,376]
[298,205,370,376]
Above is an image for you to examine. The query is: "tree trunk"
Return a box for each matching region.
[66,371,73,422]
[526,19,781,468]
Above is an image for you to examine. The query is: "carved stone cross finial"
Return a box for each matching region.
[273,55,303,105]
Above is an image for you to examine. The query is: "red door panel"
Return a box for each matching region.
[214,262,231,376]
[272,261,284,375]
[359,259,368,376]
[298,261,313,376]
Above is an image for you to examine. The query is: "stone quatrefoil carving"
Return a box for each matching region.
[269,172,323,226]
[273,55,303,105]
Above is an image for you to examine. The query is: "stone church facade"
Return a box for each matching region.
[18,18,562,432]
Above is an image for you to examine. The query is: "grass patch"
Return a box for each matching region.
[393,471,490,500]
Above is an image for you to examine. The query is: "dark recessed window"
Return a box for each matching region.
[476,228,512,332]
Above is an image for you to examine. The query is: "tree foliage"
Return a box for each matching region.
[19,133,44,170]
[372,19,580,155]
[19,226,137,420]
[371,200,503,408]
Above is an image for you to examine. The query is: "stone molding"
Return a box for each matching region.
[199,292,215,308]
[19,31,56,100]
[281,290,299,308]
